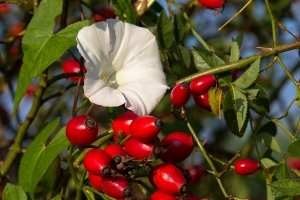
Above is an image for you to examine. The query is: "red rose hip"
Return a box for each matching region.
[101,176,131,199]
[62,59,87,82]
[89,173,103,191]
[197,0,224,9]
[66,115,98,146]
[190,74,216,96]
[193,92,211,111]
[83,149,112,176]
[124,138,160,160]
[150,191,177,200]
[112,111,138,141]
[160,132,194,163]
[153,163,188,195]
[234,158,260,176]
[130,115,163,143]
[170,82,190,107]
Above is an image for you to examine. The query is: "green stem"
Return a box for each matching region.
[0,72,47,179]
[176,41,300,84]
[67,145,80,185]
[73,98,89,117]
[73,132,114,168]
[264,0,277,47]
[186,120,228,198]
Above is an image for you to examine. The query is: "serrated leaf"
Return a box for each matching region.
[112,0,135,24]
[291,169,300,177]
[287,141,300,159]
[270,179,300,197]
[19,118,70,198]
[232,85,248,132]
[208,87,222,118]
[223,88,248,137]
[178,45,191,68]
[13,0,89,115]
[233,57,261,89]
[256,121,280,153]
[157,10,174,49]
[173,14,185,43]
[273,163,291,182]
[230,34,242,62]
[43,156,61,199]
[246,88,260,100]
[249,84,270,113]
[2,183,27,200]
[191,46,225,72]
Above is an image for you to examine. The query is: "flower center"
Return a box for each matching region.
[99,72,118,88]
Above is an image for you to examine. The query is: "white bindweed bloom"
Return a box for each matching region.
[76,19,168,116]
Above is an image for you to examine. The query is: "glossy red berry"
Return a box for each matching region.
[93,8,116,22]
[66,115,98,146]
[104,144,127,164]
[170,82,190,107]
[130,115,163,143]
[190,75,216,96]
[150,191,177,200]
[112,111,138,141]
[184,165,206,185]
[62,59,87,82]
[148,169,157,188]
[83,149,112,176]
[124,138,159,160]
[101,176,131,199]
[197,0,224,9]
[234,158,260,176]
[193,92,211,111]
[153,163,188,195]
[286,157,300,170]
[89,173,103,192]
[160,132,194,163]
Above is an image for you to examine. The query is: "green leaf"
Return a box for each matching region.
[273,162,291,182]
[233,57,261,89]
[157,10,174,49]
[13,0,89,115]
[43,156,61,199]
[112,0,136,24]
[287,141,300,159]
[261,157,278,168]
[178,45,191,68]
[232,85,248,133]
[19,118,70,198]
[173,14,185,43]
[246,88,260,100]
[291,169,300,177]
[141,8,158,27]
[256,122,281,153]
[223,87,248,137]
[230,34,243,62]
[2,183,27,200]
[249,84,270,113]
[270,179,300,197]
[191,46,225,72]
[208,87,222,118]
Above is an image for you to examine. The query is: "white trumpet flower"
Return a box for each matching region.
[76,19,168,116]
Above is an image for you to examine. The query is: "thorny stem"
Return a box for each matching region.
[175,41,300,85]
[264,0,277,47]
[185,120,229,198]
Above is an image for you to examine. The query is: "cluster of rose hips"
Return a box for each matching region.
[66,110,260,199]
[171,74,216,111]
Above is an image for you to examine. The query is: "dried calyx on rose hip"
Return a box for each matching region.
[103,144,128,171]
[130,115,163,143]
[170,82,191,107]
[234,158,260,176]
[66,114,98,146]
[83,148,112,177]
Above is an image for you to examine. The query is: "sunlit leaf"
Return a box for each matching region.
[230,33,243,62]
[249,84,270,113]
[256,122,280,153]
[13,0,89,115]
[232,85,248,132]
[233,57,261,89]
[157,10,174,49]
[208,87,222,118]
[273,162,291,182]
[270,179,300,197]
[2,183,27,200]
